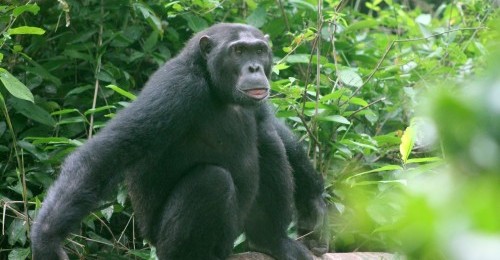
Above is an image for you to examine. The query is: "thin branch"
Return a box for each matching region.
[295,110,321,147]
[276,0,290,32]
[348,97,386,118]
[88,0,104,139]
[344,27,486,105]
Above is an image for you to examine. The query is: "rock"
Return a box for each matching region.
[229,252,399,260]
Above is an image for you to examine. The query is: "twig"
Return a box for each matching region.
[276,0,290,32]
[88,0,104,139]
[348,97,386,118]
[344,26,486,105]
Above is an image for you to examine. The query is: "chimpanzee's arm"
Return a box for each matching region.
[273,119,329,256]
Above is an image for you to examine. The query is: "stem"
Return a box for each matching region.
[0,98,29,233]
[276,0,290,32]
[88,0,104,139]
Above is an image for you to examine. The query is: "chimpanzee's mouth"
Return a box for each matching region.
[244,88,269,100]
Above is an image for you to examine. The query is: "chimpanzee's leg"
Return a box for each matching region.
[245,126,313,260]
[154,165,239,260]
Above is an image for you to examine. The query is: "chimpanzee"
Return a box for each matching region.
[31,23,327,260]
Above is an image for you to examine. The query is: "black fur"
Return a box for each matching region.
[31,23,326,260]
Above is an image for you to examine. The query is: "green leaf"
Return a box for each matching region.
[318,115,351,125]
[0,68,34,102]
[338,69,363,88]
[285,54,310,64]
[8,26,45,35]
[9,99,55,127]
[182,14,208,33]
[406,157,442,164]
[18,53,61,86]
[347,165,403,181]
[143,31,159,52]
[352,179,407,186]
[84,105,116,116]
[289,0,317,11]
[51,108,80,116]
[133,3,163,34]
[25,137,82,146]
[101,205,114,222]
[345,20,378,33]
[400,125,415,164]
[105,85,137,100]
[7,219,27,246]
[272,63,290,75]
[285,54,329,64]
[8,247,30,260]
[246,6,267,28]
[13,4,40,17]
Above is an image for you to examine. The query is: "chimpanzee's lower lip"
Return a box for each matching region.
[244,88,269,100]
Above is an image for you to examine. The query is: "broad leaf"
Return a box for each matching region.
[9,99,55,127]
[0,68,34,102]
[338,69,363,88]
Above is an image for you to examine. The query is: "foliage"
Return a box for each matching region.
[0,0,498,259]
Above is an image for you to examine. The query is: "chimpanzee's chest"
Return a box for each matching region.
[179,105,260,173]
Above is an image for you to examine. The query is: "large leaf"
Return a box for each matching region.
[9,98,55,127]
[7,219,27,246]
[13,3,40,17]
[182,14,208,33]
[246,6,267,28]
[0,68,34,102]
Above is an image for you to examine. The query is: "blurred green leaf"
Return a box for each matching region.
[182,14,208,32]
[246,6,267,28]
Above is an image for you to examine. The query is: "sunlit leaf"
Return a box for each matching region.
[318,115,351,124]
[8,26,45,35]
[400,125,415,164]
[106,85,137,100]
[13,4,40,17]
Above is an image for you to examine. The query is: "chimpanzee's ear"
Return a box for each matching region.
[199,35,212,59]
[264,34,270,42]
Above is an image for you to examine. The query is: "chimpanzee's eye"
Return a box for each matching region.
[234,46,243,55]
